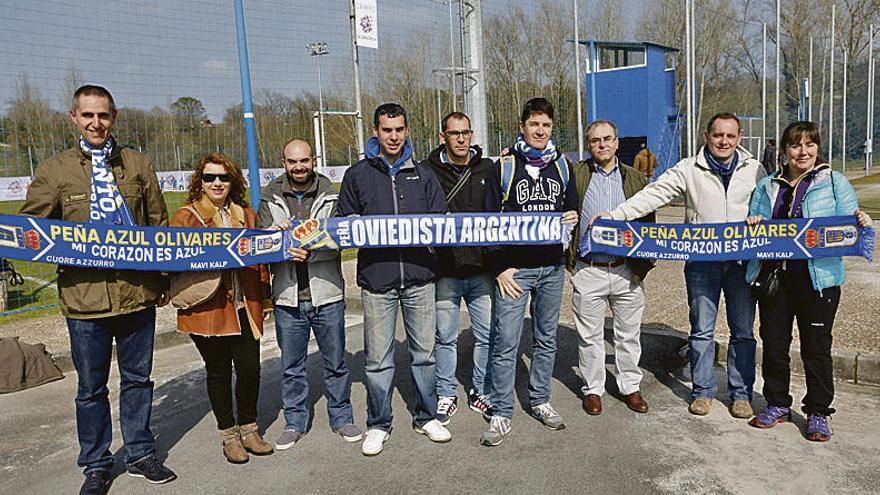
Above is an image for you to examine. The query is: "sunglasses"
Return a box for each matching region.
[202,173,231,183]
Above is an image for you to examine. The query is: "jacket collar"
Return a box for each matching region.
[77,135,123,163]
[693,146,754,171]
[194,195,245,228]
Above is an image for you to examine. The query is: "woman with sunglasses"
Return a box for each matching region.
[745,121,872,442]
[170,153,274,463]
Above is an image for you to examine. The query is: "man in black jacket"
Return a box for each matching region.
[423,112,495,424]
[337,103,450,456]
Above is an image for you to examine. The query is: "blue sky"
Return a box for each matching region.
[1,0,645,120]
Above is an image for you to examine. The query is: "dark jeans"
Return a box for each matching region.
[66,307,157,474]
[683,261,756,401]
[190,311,261,429]
[274,300,354,432]
[757,265,840,416]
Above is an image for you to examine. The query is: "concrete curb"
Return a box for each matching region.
[50,299,880,389]
[716,339,880,387]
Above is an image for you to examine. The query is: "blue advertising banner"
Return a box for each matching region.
[0,212,565,271]
[580,216,875,262]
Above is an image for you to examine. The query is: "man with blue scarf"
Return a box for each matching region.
[603,113,767,419]
[337,103,451,456]
[20,85,175,495]
[480,97,579,447]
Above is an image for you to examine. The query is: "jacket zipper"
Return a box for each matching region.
[390,173,405,290]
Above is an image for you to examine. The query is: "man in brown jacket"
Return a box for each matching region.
[19,85,176,494]
[633,142,657,181]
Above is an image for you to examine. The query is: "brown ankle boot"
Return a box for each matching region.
[239,423,274,456]
[221,426,249,464]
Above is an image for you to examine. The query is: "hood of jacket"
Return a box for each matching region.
[366,136,414,170]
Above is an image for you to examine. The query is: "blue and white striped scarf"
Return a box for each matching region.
[513,134,557,168]
[81,136,135,226]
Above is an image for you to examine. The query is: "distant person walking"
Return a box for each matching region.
[761,139,777,175]
[633,142,657,181]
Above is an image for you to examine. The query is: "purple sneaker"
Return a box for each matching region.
[805,414,832,442]
[748,406,791,429]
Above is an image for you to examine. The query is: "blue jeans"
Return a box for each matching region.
[488,264,565,419]
[684,261,757,401]
[362,283,437,431]
[435,274,493,397]
[274,300,353,432]
[66,307,156,473]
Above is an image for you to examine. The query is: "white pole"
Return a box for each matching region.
[829,4,835,164]
[573,0,584,160]
[684,0,694,156]
[870,57,875,175]
[312,113,322,170]
[448,0,457,112]
[809,37,814,121]
[762,23,767,153]
[690,0,697,150]
[349,0,365,159]
[317,52,327,169]
[843,50,847,173]
[775,0,781,147]
[868,26,875,175]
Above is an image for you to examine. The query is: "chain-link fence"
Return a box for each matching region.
[3,1,876,317]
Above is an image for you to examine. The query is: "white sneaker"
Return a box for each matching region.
[361,429,390,456]
[413,419,452,443]
[531,402,566,430]
[480,416,511,446]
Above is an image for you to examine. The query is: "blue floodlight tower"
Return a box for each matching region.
[582,40,680,178]
[234,0,261,207]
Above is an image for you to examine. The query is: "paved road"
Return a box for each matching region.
[2,319,879,494]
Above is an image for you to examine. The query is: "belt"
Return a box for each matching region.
[581,258,625,268]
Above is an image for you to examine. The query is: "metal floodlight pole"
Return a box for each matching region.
[829,4,835,164]
[762,23,767,151]
[775,0,781,148]
[809,37,814,121]
[589,40,598,122]
[685,0,694,156]
[842,50,847,173]
[233,0,261,207]
[691,0,697,149]
[573,0,584,160]
[349,0,365,159]
[308,42,329,171]
[868,25,875,175]
[448,0,457,111]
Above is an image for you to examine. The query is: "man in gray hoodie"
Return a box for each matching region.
[257,139,361,450]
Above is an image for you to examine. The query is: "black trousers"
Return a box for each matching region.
[757,264,840,416]
[190,312,261,429]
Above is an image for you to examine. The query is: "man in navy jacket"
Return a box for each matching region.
[337,103,450,456]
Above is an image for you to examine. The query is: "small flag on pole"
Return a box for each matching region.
[354,0,378,49]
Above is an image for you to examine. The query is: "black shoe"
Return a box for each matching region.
[79,470,110,495]
[127,455,177,484]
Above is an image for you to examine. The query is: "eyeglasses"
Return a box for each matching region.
[444,130,473,138]
[589,136,617,145]
[202,173,231,183]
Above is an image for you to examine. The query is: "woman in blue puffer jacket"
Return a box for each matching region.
[745,121,872,442]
